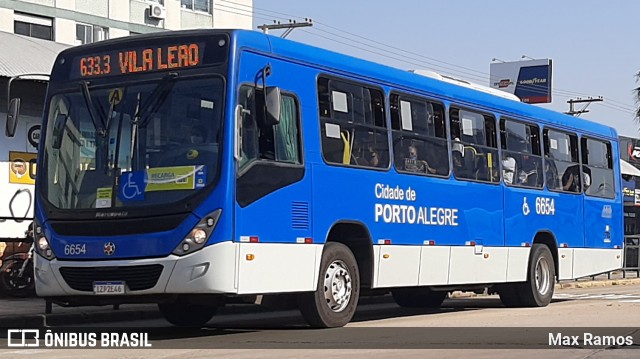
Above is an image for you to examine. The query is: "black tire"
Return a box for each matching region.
[158,302,217,327]
[298,242,360,328]
[0,259,34,298]
[496,283,522,307]
[392,287,447,308]
[517,243,555,307]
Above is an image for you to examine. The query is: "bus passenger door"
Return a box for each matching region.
[579,138,622,277]
[233,57,315,294]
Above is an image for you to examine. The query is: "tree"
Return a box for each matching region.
[636,71,640,120]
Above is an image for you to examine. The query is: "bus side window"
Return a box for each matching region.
[238,85,302,169]
[450,108,499,183]
[582,137,615,198]
[500,118,543,188]
[318,76,389,169]
[544,129,580,193]
[391,93,449,176]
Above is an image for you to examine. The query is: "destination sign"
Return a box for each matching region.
[73,43,204,78]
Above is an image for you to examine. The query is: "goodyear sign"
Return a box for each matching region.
[490,58,553,104]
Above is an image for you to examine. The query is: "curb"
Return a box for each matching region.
[445,277,640,298]
[556,277,640,289]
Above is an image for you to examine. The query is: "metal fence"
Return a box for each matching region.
[623,235,640,277]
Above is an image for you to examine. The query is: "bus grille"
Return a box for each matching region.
[59,265,164,292]
[291,201,310,230]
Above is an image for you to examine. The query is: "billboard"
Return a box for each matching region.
[623,177,636,203]
[490,59,553,104]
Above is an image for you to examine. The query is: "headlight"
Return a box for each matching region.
[34,221,56,260]
[173,209,221,256]
[192,229,207,244]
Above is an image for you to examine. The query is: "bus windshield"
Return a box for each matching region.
[41,76,224,210]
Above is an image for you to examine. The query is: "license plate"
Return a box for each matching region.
[93,281,126,295]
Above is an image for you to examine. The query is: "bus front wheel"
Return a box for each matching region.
[158,302,217,326]
[298,242,360,328]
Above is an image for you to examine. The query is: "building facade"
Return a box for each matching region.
[620,136,640,235]
[0,0,253,46]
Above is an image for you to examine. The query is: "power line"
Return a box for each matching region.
[566,97,603,117]
[218,1,628,99]
[215,0,637,114]
[257,19,313,38]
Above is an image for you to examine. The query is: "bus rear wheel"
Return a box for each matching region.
[298,242,360,328]
[518,243,555,307]
[392,287,447,308]
[158,302,217,327]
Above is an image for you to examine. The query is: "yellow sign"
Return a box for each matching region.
[108,88,123,105]
[97,187,112,200]
[9,151,36,185]
[145,166,197,192]
[96,187,113,208]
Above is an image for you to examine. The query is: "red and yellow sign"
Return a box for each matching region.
[9,151,36,185]
[78,43,201,78]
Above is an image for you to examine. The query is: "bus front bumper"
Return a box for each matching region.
[34,241,239,297]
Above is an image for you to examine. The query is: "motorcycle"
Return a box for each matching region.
[0,231,35,298]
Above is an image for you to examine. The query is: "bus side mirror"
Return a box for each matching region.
[52,113,68,149]
[5,98,20,137]
[264,86,281,126]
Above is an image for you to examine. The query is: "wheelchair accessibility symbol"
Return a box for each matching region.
[522,197,530,216]
[119,171,145,201]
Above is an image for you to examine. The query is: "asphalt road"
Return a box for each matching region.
[1,284,639,358]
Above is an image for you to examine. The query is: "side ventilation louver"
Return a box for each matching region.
[291,201,310,230]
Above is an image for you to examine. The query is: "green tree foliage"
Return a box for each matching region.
[636,71,640,120]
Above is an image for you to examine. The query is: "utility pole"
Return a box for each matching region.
[565,96,603,117]
[258,19,313,38]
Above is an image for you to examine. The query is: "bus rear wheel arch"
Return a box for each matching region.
[298,242,360,328]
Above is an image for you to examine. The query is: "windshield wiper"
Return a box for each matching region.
[135,72,178,126]
[80,80,111,172]
[129,73,178,171]
[79,80,107,136]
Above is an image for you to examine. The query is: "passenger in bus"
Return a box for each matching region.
[502,155,517,184]
[452,139,473,178]
[562,164,592,192]
[404,144,436,174]
[544,158,560,189]
[362,146,381,167]
[517,152,541,187]
[351,139,369,166]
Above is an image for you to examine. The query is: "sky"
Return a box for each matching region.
[222,0,639,137]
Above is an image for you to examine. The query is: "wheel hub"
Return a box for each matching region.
[323,260,352,312]
[535,256,551,296]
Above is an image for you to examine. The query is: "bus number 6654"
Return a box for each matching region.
[64,244,87,255]
[535,197,555,216]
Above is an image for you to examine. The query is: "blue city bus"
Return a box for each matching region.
[32,29,623,327]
